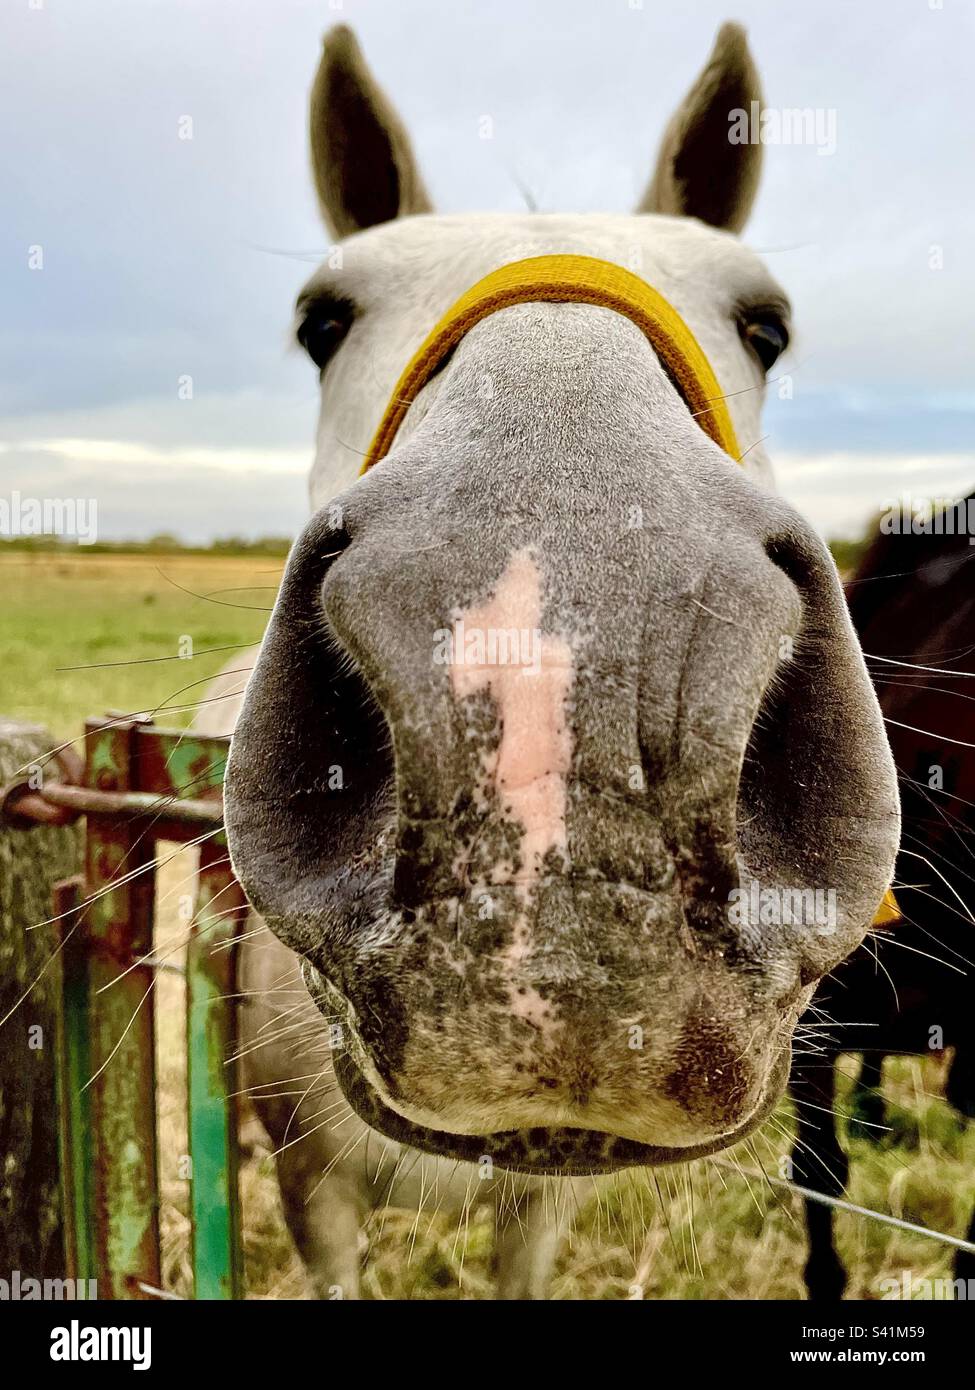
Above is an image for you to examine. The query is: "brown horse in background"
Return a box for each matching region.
[791,493,975,1299]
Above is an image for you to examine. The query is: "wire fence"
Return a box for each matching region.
[712,1159,975,1255]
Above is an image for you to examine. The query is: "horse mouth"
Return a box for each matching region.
[319,972,793,1176]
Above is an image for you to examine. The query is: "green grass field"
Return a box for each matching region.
[5,548,974,1299]
[1,550,279,740]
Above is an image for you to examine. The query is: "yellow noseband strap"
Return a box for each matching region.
[359,251,902,933]
[361,253,741,473]
[873,889,901,927]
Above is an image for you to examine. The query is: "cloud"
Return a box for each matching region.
[0,450,307,545]
[0,391,313,542]
[776,451,975,538]
[0,437,309,476]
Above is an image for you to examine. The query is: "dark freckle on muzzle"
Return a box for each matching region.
[663,1014,755,1127]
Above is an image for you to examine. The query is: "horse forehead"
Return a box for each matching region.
[311,212,771,315]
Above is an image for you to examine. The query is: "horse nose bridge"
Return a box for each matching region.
[324,455,798,775]
[310,355,828,892]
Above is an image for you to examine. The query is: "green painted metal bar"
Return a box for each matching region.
[53,875,95,1285]
[82,718,161,1300]
[186,840,247,1299]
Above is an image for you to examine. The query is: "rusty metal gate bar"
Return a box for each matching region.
[4,716,245,1299]
[82,718,161,1298]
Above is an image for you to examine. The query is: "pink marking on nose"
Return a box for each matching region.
[450,548,574,883]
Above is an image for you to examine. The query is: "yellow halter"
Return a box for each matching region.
[360,252,900,932]
[361,253,741,472]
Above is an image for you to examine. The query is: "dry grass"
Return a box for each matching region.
[8,548,975,1299]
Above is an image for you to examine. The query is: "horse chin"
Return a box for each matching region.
[322,987,793,1177]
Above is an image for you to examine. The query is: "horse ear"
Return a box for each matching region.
[310,25,432,239]
[637,22,763,233]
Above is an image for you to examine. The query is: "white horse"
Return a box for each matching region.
[204,21,898,1298]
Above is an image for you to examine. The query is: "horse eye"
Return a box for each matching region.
[297,304,351,372]
[740,311,790,373]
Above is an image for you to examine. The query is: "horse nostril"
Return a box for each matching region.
[763,535,816,593]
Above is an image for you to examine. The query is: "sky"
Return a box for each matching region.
[2,0,973,543]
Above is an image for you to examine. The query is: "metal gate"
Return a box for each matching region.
[4,714,247,1299]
